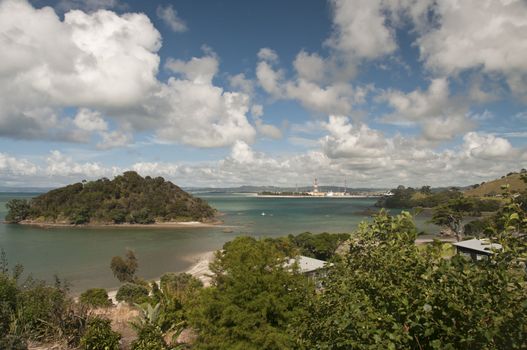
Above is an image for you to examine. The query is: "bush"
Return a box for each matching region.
[0,273,18,336]
[160,273,202,298]
[17,283,69,340]
[80,288,112,308]
[115,283,149,305]
[130,323,168,350]
[80,317,121,350]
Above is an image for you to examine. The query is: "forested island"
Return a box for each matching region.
[4,171,216,225]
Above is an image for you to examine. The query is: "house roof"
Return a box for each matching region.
[287,255,327,273]
[453,238,502,255]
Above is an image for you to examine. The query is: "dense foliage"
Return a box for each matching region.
[128,273,203,349]
[79,288,112,308]
[0,253,89,349]
[116,283,150,305]
[293,211,527,349]
[80,317,121,350]
[111,249,139,283]
[188,237,313,349]
[5,171,215,224]
[287,232,349,260]
[182,195,526,349]
[376,185,501,214]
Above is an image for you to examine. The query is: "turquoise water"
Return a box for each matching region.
[0,192,436,292]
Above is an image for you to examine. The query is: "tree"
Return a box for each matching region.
[5,199,30,223]
[293,211,527,349]
[188,237,313,349]
[420,185,432,195]
[110,250,138,283]
[431,198,473,241]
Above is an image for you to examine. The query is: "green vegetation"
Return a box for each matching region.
[293,210,527,349]
[377,185,501,212]
[79,288,112,308]
[287,232,349,260]
[2,171,526,349]
[188,237,313,349]
[80,317,121,350]
[111,249,139,283]
[116,283,149,305]
[4,199,30,223]
[179,204,526,348]
[131,322,168,350]
[376,185,464,209]
[4,171,215,225]
[0,252,90,349]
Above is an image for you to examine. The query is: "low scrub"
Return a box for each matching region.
[80,288,112,308]
[80,317,121,350]
[116,283,149,305]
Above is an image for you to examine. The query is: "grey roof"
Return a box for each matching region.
[453,238,502,254]
[287,255,327,273]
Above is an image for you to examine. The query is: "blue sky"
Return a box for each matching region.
[0,0,526,187]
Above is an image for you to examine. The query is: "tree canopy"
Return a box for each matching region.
[5,171,215,225]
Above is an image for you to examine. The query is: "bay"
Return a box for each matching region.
[0,192,436,293]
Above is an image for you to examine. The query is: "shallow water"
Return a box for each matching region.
[0,192,436,292]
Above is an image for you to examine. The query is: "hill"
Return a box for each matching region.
[464,171,527,197]
[5,171,216,225]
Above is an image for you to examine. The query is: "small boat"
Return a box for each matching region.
[261,212,266,216]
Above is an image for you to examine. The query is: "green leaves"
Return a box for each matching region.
[10,172,216,225]
[189,237,312,350]
[293,211,527,349]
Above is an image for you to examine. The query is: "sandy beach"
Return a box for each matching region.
[16,220,222,229]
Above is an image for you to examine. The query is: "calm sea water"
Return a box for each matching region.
[0,192,436,292]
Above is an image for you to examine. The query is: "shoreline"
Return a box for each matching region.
[13,220,223,229]
[256,194,382,199]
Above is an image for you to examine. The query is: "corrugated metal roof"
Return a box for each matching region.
[453,238,502,254]
[287,255,327,273]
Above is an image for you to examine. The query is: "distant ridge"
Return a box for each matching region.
[464,171,527,197]
[0,187,52,193]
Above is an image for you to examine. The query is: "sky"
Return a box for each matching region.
[0,0,526,188]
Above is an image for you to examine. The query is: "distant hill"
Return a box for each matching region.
[5,171,216,225]
[464,171,527,197]
[0,187,51,193]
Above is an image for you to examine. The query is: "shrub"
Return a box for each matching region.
[80,317,121,350]
[160,273,203,299]
[0,273,18,336]
[17,283,69,340]
[130,323,167,350]
[115,283,149,305]
[80,288,112,308]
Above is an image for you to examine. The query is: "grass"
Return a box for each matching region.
[464,172,526,197]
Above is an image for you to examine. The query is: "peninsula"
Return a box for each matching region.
[4,171,216,226]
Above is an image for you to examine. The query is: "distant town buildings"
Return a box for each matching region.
[258,178,392,198]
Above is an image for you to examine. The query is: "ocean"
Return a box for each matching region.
[0,192,437,292]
